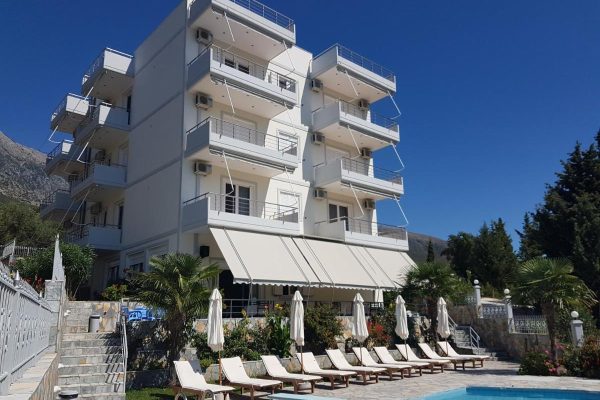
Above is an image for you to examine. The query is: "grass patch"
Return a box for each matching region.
[126,387,172,400]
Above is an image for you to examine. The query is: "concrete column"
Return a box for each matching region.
[474,280,482,318]
[44,280,66,350]
[570,311,584,347]
[504,289,514,333]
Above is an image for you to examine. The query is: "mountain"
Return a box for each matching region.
[407,231,448,263]
[0,131,67,205]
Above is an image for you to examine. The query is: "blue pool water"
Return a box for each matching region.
[421,387,600,399]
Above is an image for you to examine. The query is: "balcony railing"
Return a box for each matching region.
[188,117,298,155]
[314,44,394,82]
[191,0,294,32]
[65,224,121,242]
[70,160,127,190]
[323,217,408,241]
[82,48,133,86]
[39,189,70,211]
[338,100,398,130]
[183,192,299,223]
[191,45,297,93]
[46,140,73,163]
[340,157,403,185]
[51,93,88,121]
[76,102,130,134]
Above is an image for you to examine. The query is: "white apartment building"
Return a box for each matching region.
[41,0,415,304]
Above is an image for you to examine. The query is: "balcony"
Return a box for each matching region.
[315,157,404,199]
[65,224,121,251]
[187,45,297,118]
[313,100,399,149]
[70,161,127,201]
[75,103,130,148]
[316,218,408,251]
[81,48,134,100]
[182,192,299,235]
[50,93,90,133]
[189,0,295,59]
[39,190,79,220]
[311,44,396,102]
[185,117,298,176]
[45,140,85,178]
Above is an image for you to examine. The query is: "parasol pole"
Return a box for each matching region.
[219,350,222,385]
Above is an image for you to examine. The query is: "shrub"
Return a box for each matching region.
[563,336,600,379]
[366,320,390,348]
[255,306,293,358]
[304,304,343,354]
[101,284,128,301]
[518,351,551,376]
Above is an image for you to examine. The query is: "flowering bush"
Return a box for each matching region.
[518,351,552,376]
[367,320,390,347]
[563,336,600,379]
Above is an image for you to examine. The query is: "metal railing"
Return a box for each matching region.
[51,94,88,121]
[340,157,403,184]
[220,298,384,319]
[183,192,299,223]
[188,117,298,155]
[321,217,408,241]
[338,100,398,130]
[69,160,127,190]
[314,44,394,82]
[46,140,73,163]
[191,45,297,93]
[481,303,507,319]
[64,224,121,243]
[510,315,548,335]
[0,240,40,265]
[228,0,294,31]
[39,189,70,212]
[82,48,133,86]
[117,300,128,391]
[76,102,130,135]
[0,263,53,395]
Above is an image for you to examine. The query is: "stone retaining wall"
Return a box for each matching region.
[0,352,58,400]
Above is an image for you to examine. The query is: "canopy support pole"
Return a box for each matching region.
[349,183,365,217]
[346,125,361,156]
[388,141,405,171]
[224,79,235,114]
[387,90,402,118]
[393,194,409,226]
[222,150,235,195]
[344,70,359,98]
[223,11,235,42]
[69,187,93,225]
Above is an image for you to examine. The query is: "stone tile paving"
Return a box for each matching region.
[230,361,600,400]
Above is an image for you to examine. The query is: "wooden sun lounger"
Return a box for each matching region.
[261,355,322,393]
[326,349,386,383]
[296,352,356,389]
[172,360,235,400]
[437,341,490,367]
[351,347,415,378]
[221,356,283,399]
[417,343,469,370]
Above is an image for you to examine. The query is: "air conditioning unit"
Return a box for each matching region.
[90,203,102,215]
[360,147,372,159]
[310,78,323,93]
[363,199,376,210]
[193,161,212,176]
[313,188,327,200]
[311,132,325,145]
[357,99,370,111]
[196,28,213,45]
[195,93,213,109]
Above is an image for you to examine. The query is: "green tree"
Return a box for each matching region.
[132,254,219,379]
[443,232,475,278]
[426,239,435,262]
[512,257,597,360]
[521,132,600,317]
[516,213,544,261]
[0,201,58,247]
[401,262,469,338]
[16,242,95,298]
[471,219,518,290]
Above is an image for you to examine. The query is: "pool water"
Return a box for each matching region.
[421,387,600,399]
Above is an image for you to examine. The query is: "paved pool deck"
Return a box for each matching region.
[231,361,600,400]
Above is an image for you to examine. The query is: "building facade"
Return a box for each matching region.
[41,0,414,303]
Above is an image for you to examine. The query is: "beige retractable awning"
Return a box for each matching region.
[210,228,319,286]
[210,227,415,290]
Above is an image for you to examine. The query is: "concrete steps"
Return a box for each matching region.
[57,301,125,399]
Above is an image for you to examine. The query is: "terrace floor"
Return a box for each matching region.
[229,361,600,399]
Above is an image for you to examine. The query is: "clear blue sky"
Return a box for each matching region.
[1,1,599,246]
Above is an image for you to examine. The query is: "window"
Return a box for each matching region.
[329,202,349,230]
[224,183,252,216]
[282,286,298,296]
[224,56,235,68]
[237,60,250,74]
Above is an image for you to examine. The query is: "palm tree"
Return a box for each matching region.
[132,253,219,378]
[513,257,597,360]
[401,262,467,339]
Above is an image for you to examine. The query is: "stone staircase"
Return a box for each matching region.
[451,325,511,361]
[58,302,125,399]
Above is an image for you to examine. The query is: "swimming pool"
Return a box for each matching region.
[420,387,600,399]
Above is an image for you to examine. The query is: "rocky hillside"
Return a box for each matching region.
[407,231,448,263]
[0,131,66,205]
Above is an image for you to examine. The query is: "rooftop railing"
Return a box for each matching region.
[190,45,297,93]
[340,157,403,185]
[338,100,398,130]
[183,192,299,223]
[322,217,408,241]
[188,117,298,155]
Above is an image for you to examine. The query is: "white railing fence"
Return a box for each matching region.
[0,262,53,395]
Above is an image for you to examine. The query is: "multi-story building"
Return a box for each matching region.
[42,0,415,304]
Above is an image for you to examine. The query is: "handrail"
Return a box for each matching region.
[188,45,297,93]
[314,44,395,82]
[183,192,299,222]
[339,157,403,184]
[118,300,128,392]
[320,217,408,241]
[187,117,298,155]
